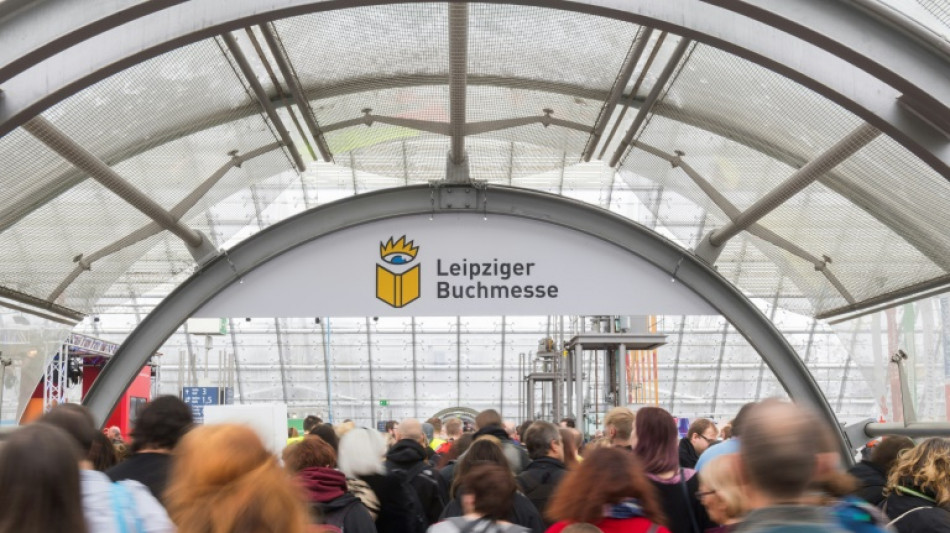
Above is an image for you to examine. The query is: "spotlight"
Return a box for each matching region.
[245,317,251,322]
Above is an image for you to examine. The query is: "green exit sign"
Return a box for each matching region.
[379,400,388,406]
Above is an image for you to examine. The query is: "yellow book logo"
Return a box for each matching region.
[376,236,420,308]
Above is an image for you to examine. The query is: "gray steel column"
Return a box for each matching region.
[448,2,468,165]
[273,318,290,404]
[574,344,584,431]
[411,317,419,418]
[618,343,628,405]
[500,316,506,419]
[365,317,376,427]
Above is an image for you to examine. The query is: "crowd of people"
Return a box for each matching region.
[0,398,948,533]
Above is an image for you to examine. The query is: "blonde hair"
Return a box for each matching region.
[699,455,745,520]
[885,437,950,509]
[604,407,635,441]
[166,424,309,533]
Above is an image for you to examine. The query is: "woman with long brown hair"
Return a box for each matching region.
[545,447,668,533]
[166,424,311,533]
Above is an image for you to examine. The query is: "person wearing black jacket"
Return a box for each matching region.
[677,418,718,469]
[284,435,377,533]
[439,439,544,533]
[881,438,950,533]
[847,435,913,505]
[515,421,568,526]
[385,418,448,527]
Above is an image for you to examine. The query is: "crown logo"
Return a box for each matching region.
[380,236,419,265]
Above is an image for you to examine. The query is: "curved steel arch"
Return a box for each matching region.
[0,0,948,181]
[83,184,850,456]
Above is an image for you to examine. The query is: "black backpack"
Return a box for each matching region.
[388,462,445,533]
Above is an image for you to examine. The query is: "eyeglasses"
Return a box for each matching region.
[698,434,717,444]
[695,490,717,499]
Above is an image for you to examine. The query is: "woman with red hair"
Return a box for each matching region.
[545,447,669,533]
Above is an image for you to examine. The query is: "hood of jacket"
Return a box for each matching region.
[297,466,348,503]
[473,425,510,442]
[386,438,427,467]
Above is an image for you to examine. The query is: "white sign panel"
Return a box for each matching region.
[202,403,289,454]
[195,214,716,317]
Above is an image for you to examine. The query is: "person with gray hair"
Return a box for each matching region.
[731,400,848,533]
[516,421,567,525]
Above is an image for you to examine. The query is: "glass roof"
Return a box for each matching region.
[1,1,949,427]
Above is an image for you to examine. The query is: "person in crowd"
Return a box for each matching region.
[113,440,131,463]
[386,418,448,527]
[107,395,193,502]
[304,414,323,434]
[505,421,521,443]
[428,417,447,451]
[312,422,341,452]
[558,428,581,468]
[436,417,463,455]
[678,418,718,469]
[166,424,310,533]
[91,430,119,471]
[604,407,636,451]
[340,427,420,533]
[517,421,568,525]
[385,420,400,447]
[429,464,529,533]
[439,432,475,485]
[633,406,712,533]
[847,435,914,506]
[697,455,746,533]
[472,409,530,474]
[336,419,357,438]
[422,422,440,464]
[881,437,950,532]
[440,438,544,533]
[518,419,535,444]
[719,423,733,441]
[40,403,174,533]
[807,425,890,533]
[284,435,377,532]
[559,418,576,429]
[0,423,88,533]
[546,446,669,533]
[696,403,756,472]
[561,524,602,533]
[107,425,125,444]
[730,400,847,533]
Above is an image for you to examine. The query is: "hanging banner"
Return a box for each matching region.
[195,213,716,317]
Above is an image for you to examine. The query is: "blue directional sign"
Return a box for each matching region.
[182,386,219,423]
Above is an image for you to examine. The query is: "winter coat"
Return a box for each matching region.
[386,439,449,526]
[515,457,568,524]
[296,466,377,533]
[361,472,419,533]
[882,488,950,533]
[846,461,888,506]
[677,438,699,470]
[472,426,530,474]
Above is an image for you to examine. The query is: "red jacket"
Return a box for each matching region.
[546,518,669,533]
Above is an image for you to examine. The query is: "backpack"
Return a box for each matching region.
[318,499,359,533]
[388,461,445,533]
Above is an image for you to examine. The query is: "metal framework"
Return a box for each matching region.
[1,0,947,183]
[82,185,850,457]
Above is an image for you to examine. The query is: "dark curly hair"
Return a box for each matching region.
[131,395,193,452]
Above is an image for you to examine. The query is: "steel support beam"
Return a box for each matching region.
[448,2,468,166]
[258,23,333,162]
[1,0,949,184]
[609,37,691,167]
[583,28,653,161]
[220,32,306,172]
[702,122,881,253]
[21,115,217,263]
